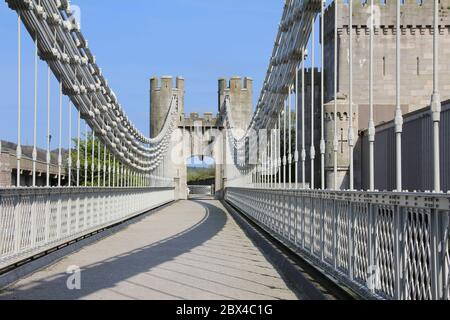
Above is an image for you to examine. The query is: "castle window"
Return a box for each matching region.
[382,56,386,77]
[417,57,420,76]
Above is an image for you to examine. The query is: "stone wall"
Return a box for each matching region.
[0,152,11,187]
[324,0,450,116]
[320,0,450,189]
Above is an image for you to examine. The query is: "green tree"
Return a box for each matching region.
[187,166,215,184]
[70,132,127,187]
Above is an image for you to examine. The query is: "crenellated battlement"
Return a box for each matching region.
[218,76,253,108]
[150,76,184,92]
[217,76,253,132]
[218,76,253,92]
[180,112,220,128]
[324,0,450,36]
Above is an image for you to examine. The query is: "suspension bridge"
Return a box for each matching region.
[0,0,449,300]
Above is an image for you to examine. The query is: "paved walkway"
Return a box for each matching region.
[0,200,298,300]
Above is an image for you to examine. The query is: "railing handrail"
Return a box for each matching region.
[229,186,450,211]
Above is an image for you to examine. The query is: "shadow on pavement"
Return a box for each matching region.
[0,201,227,300]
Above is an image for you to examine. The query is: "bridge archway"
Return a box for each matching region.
[169,125,225,200]
[186,156,217,197]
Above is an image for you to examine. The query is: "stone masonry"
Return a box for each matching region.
[320,0,450,189]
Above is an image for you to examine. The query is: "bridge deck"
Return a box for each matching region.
[0,200,298,300]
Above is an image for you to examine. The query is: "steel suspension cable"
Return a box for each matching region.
[58,82,62,187]
[84,123,88,186]
[394,0,403,192]
[349,0,354,191]
[431,0,441,193]
[91,130,95,186]
[283,100,287,189]
[368,0,375,191]
[68,101,72,187]
[295,64,299,189]
[320,1,325,190]
[77,110,81,187]
[16,15,21,188]
[47,66,51,187]
[333,0,338,190]
[311,16,316,190]
[301,50,306,189]
[288,87,292,189]
[32,37,38,187]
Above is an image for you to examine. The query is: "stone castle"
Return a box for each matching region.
[149,76,253,136]
[149,75,253,199]
[305,0,450,189]
[148,0,450,194]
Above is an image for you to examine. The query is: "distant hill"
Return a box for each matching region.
[187,166,215,184]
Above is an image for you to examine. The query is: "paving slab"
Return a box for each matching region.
[0,200,298,300]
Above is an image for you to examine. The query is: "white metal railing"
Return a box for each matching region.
[0,187,174,271]
[225,187,450,300]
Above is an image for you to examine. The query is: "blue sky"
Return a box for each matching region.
[0,0,323,150]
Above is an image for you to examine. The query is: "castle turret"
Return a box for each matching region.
[218,76,253,131]
[324,95,358,190]
[150,76,184,137]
